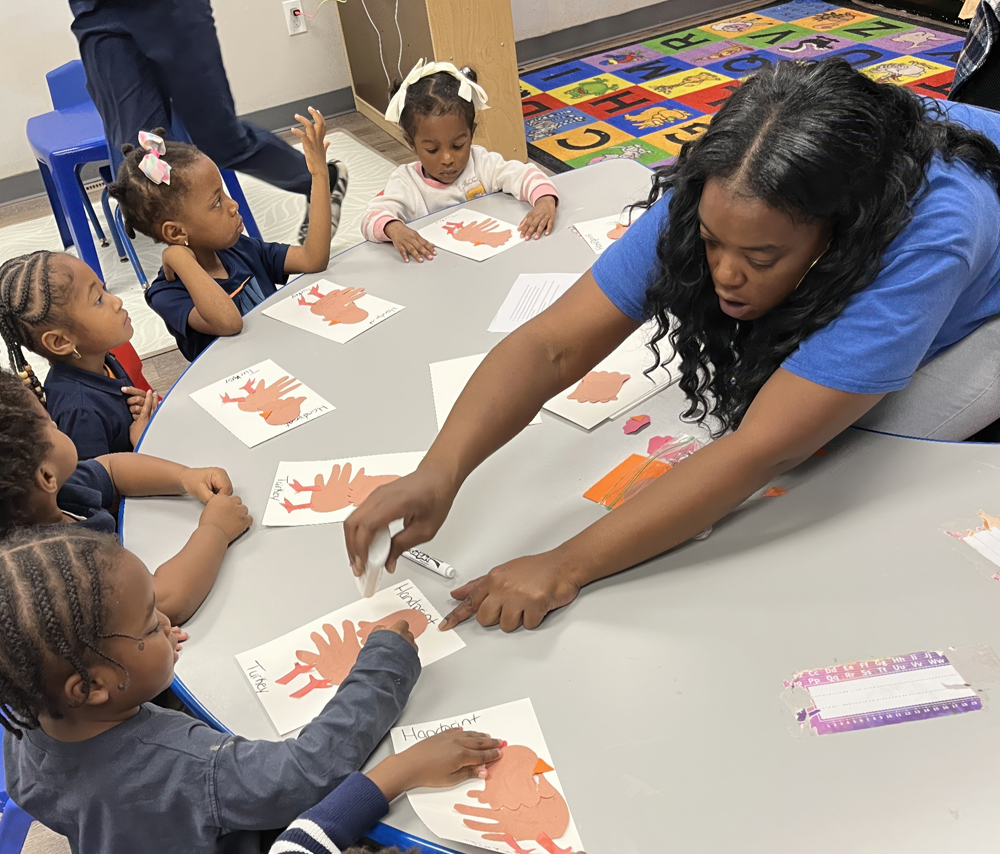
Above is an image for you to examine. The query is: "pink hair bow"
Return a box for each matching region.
[137,131,171,185]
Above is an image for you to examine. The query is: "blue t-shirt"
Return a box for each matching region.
[57,459,117,534]
[46,355,135,460]
[593,99,1000,395]
[145,236,289,361]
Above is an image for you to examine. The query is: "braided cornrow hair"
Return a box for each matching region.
[395,67,479,141]
[0,526,124,737]
[107,129,201,242]
[0,369,51,539]
[0,251,74,403]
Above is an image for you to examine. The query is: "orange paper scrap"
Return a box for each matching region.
[763,487,788,497]
[584,454,672,509]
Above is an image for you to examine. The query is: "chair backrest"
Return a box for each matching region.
[46,60,90,111]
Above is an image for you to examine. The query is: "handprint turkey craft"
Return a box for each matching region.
[262,452,425,526]
[417,210,527,261]
[237,580,465,735]
[263,278,404,343]
[190,359,334,447]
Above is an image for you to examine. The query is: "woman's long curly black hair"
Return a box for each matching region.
[639,58,1000,436]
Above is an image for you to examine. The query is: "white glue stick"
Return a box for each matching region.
[403,548,457,579]
[356,527,390,598]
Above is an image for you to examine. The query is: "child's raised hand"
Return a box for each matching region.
[199,493,252,543]
[366,729,504,801]
[125,388,159,447]
[291,107,330,178]
[181,466,235,503]
[384,220,436,263]
[519,195,557,240]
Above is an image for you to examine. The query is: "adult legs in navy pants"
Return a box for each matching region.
[70,0,313,194]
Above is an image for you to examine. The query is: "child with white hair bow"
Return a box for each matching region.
[361,60,559,263]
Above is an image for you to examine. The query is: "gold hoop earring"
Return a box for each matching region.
[72,347,82,360]
[793,241,831,292]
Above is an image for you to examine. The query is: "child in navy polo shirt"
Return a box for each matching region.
[0,251,156,459]
[109,109,343,361]
[0,369,251,625]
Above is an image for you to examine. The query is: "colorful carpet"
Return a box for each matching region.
[520,1,965,173]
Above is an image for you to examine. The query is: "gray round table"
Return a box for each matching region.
[125,159,1000,853]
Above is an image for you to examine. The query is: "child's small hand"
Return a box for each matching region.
[366,729,504,801]
[170,626,189,646]
[181,466,234,503]
[125,388,159,446]
[369,619,418,652]
[385,221,435,263]
[518,195,557,240]
[199,493,252,543]
[291,107,330,179]
[162,244,197,281]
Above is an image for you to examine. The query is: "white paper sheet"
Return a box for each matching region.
[262,278,403,343]
[262,452,425,526]
[543,321,677,430]
[391,699,585,853]
[571,208,644,256]
[488,273,582,334]
[237,579,464,735]
[429,353,541,431]
[189,359,334,447]
[417,210,527,262]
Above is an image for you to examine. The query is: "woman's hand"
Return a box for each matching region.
[344,461,459,577]
[518,195,557,240]
[291,107,331,177]
[440,551,582,633]
[385,220,436,263]
[180,466,234,503]
[366,729,504,802]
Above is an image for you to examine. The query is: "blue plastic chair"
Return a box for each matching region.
[0,760,33,854]
[26,61,115,278]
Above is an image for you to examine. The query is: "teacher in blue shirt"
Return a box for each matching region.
[346,59,1000,633]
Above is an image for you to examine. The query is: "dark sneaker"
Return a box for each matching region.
[298,160,349,244]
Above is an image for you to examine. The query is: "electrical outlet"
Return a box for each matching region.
[282,0,307,35]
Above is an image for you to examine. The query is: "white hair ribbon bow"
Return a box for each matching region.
[384,59,490,124]
[137,131,172,186]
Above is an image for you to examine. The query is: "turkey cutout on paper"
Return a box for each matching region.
[190,359,334,447]
[391,698,585,853]
[263,278,404,343]
[417,209,527,262]
[237,579,464,735]
[262,452,424,526]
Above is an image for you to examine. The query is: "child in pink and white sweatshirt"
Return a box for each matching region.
[361,61,558,263]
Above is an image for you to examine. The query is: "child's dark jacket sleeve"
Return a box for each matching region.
[210,630,420,832]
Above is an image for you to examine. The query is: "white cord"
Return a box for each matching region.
[360,0,391,92]
[393,0,403,79]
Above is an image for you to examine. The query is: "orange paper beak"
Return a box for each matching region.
[533,758,554,775]
[260,410,272,420]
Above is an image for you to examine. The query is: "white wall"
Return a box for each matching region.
[511,0,664,40]
[1,0,679,182]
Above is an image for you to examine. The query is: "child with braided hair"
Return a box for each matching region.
[109,109,343,361]
[0,251,156,459]
[0,527,503,854]
[0,369,250,624]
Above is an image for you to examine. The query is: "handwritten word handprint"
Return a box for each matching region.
[442,218,512,248]
[221,375,306,425]
[297,284,369,326]
[567,371,630,404]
